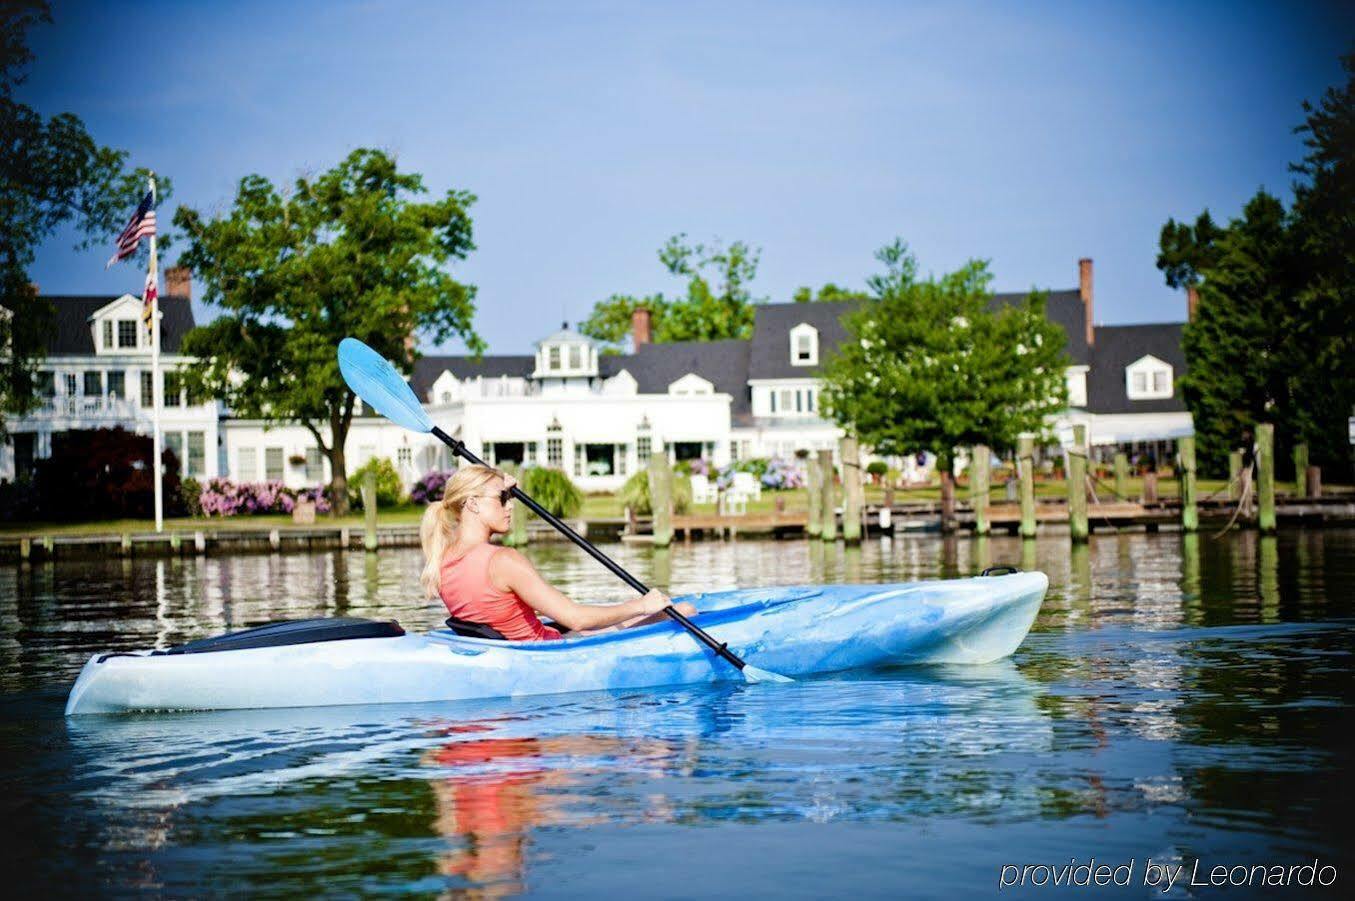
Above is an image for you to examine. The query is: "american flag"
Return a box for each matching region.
[141,271,158,335]
[106,191,156,267]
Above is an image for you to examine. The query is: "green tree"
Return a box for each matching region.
[1,2,168,434]
[174,149,481,515]
[580,234,762,349]
[791,282,870,303]
[1174,192,1302,476]
[820,241,1068,530]
[1155,211,1224,289]
[1290,51,1355,476]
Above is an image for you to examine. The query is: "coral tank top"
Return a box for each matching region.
[439,543,561,641]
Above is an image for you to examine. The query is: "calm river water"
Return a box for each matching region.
[2,531,1352,898]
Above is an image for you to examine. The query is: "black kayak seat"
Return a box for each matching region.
[150,617,405,657]
[443,615,570,641]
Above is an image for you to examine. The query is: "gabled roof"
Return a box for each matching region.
[534,323,594,347]
[748,301,857,380]
[990,289,1089,365]
[412,355,535,399]
[1085,323,1188,414]
[622,339,751,414]
[43,294,195,354]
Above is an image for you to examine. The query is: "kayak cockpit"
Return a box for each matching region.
[97,617,405,662]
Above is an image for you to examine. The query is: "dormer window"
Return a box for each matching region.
[789,323,818,366]
[548,346,561,370]
[1125,355,1173,400]
[118,320,138,348]
[569,345,582,369]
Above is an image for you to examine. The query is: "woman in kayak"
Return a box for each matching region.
[421,464,696,640]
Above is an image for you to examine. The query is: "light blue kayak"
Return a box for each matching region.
[65,571,1047,715]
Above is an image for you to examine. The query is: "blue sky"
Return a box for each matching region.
[21,0,1353,354]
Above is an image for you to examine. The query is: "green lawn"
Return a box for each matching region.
[4,477,1342,537]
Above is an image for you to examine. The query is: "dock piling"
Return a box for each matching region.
[972,444,990,536]
[817,449,837,541]
[362,470,378,551]
[1229,450,1243,501]
[1018,433,1036,539]
[841,436,862,543]
[1068,425,1088,542]
[1293,443,1309,497]
[502,463,529,547]
[1114,452,1129,500]
[1257,423,1276,533]
[1180,435,1198,532]
[806,456,823,539]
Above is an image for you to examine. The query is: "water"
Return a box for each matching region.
[2,532,1352,898]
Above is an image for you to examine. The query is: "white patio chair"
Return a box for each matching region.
[690,474,717,505]
[731,471,762,501]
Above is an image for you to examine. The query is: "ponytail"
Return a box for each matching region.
[419,464,506,600]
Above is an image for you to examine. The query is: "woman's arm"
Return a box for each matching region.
[490,548,669,632]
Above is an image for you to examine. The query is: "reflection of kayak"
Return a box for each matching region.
[65,572,1047,714]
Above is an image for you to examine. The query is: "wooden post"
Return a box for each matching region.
[806,457,823,539]
[1257,422,1276,534]
[1229,450,1243,501]
[1293,443,1308,497]
[501,463,529,547]
[1306,465,1321,499]
[362,470,378,551]
[1018,433,1036,539]
[817,449,836,541]
[1180,435,1198,533]
[647,455,673,547]
[1113,452,1128,500]
[19,537,31,561]
[972,444,990,536]
[169,531,181,552]
[1068,426,1089,542]
[194,530,206,553]
[1142,472,1158,505]
[41,535,54,556]
[840,436,862,543]
[121,533,132,555]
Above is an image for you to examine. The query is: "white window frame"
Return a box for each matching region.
[1125,355,1174,401]
[789,323,819,366]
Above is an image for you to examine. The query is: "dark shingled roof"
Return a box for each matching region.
[1085,323,1188,414]
[45,294,195,354]
[748,301,857,380]
[619,339,751,415]
[990,289,1090,365]
[412,355,535,399]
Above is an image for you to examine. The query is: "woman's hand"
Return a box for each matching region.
[638,588,672,615]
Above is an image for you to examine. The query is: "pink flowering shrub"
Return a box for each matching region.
[410,470,453,505]
[198,479,332,516]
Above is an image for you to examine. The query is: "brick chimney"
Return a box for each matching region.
[1186,285,1199,322]
[165,266,192,300]
[1078,258,1094,347]
[631,307,652,349]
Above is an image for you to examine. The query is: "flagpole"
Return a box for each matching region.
[149,172,163,533]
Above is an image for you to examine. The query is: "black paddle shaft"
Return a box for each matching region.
[430,427,749,671]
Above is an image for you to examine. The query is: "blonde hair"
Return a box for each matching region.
[420,464,506,599]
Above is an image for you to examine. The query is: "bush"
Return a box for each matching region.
[521,466,583,518]
[866,461,888,478]
[618,469,692,515]
[410,469,453,505]
[198,479,332,516]
[32,427,183,520]
[760,457,806,490]
[180,477,203,517]
[350,457,404,508]
[0,478,41,522]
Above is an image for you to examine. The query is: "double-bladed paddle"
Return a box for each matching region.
[337,337,791,684]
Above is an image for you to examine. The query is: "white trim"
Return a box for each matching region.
[1125,354,1174,400]
[789,322,819,366]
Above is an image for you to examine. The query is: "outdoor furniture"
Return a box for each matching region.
[719,490,747,516]
[690,474,717,504]
[731,471,762,501]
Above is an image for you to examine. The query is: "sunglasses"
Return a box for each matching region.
[476,489,514,505]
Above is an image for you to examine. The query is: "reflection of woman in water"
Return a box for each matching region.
[426,724,679,896]
[421,466,696,639]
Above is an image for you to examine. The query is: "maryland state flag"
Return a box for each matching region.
[141,270,157,336]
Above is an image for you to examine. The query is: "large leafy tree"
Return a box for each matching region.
[1,1,166,434]
[174,149,482,514]
[1170,193,1302,475]
[820,241,1068,529]
[1290,51,1355,477]
[1158,53,1354,477]
[580,234,762,349]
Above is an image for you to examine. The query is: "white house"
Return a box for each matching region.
[1,269,220,483]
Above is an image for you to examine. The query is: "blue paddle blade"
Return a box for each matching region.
[337,338,433,434]
[742,664,794,684]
